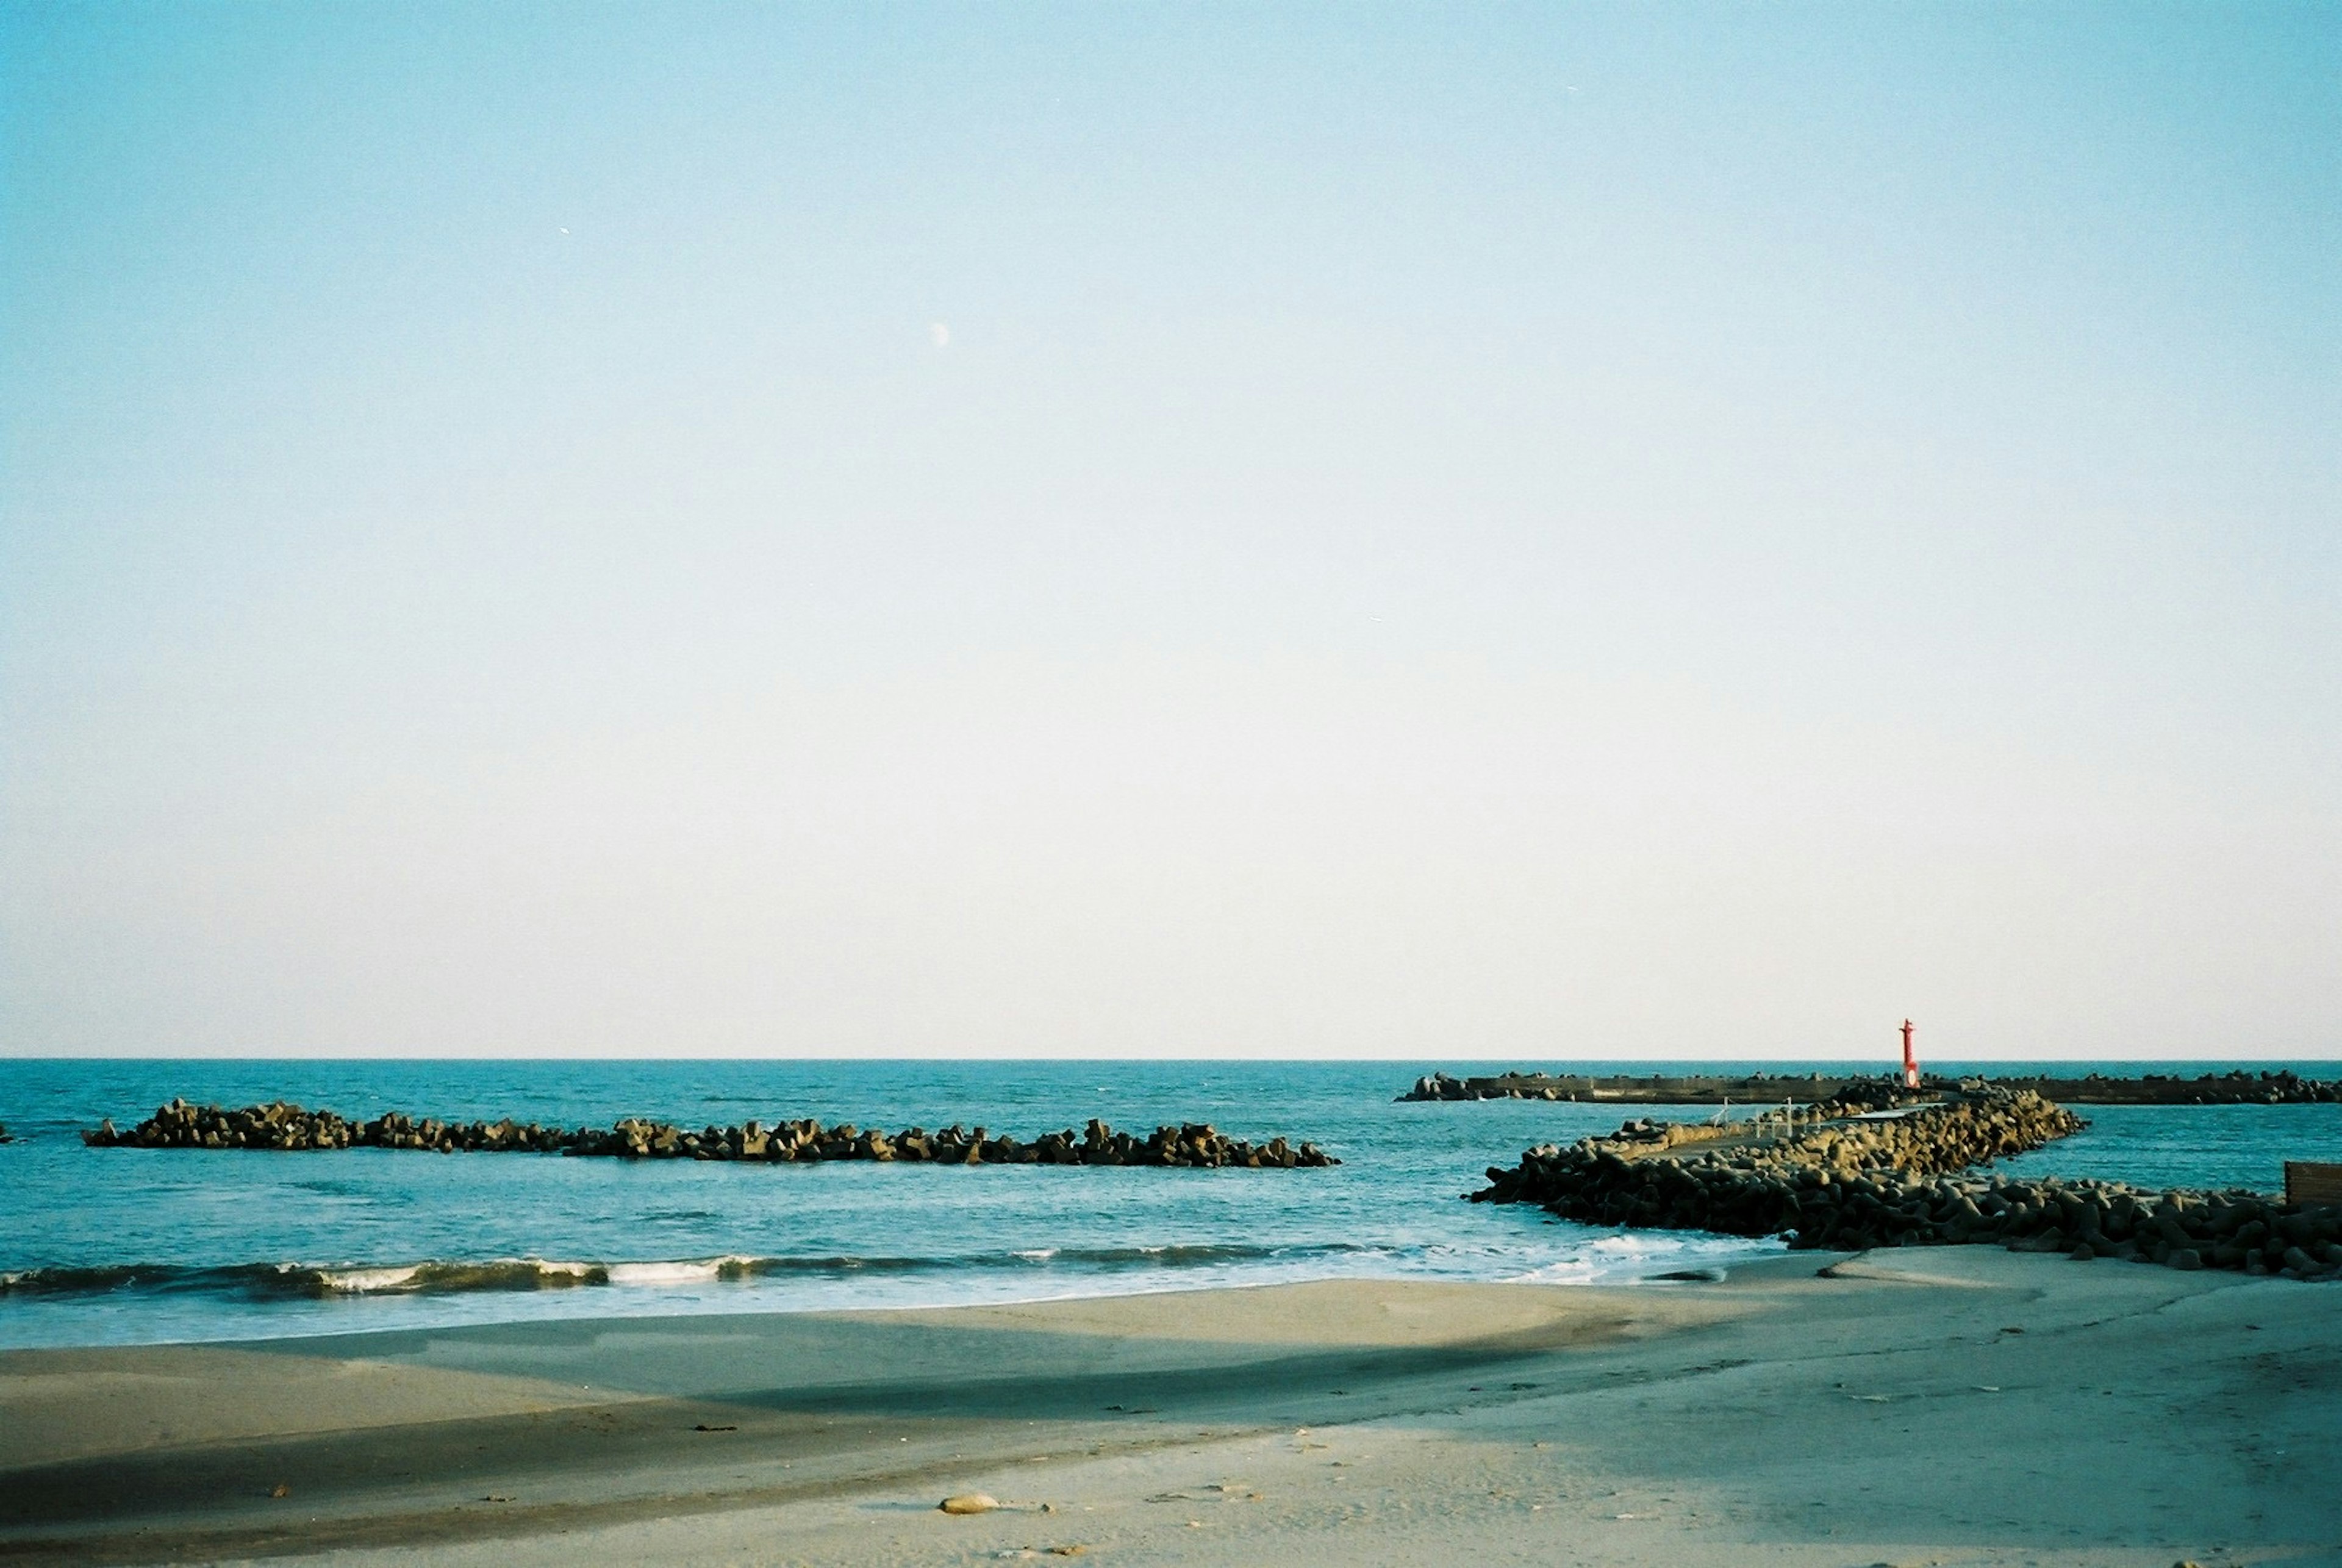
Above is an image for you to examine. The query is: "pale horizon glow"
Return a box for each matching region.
[2,5,2336,1062]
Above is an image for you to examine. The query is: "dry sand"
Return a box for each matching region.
[2,1248,2335,1566]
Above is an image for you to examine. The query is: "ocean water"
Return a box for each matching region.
[2,1058,2337,1350]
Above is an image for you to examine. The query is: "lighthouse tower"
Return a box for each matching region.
[1900,1020,1919,1089]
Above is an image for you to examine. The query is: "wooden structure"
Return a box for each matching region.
[2284,1161,2342,1206]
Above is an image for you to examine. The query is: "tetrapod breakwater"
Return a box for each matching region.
[1471,1087,2342,1281]
[82,1100,1338,1168]
[1405,1068,2342,1105]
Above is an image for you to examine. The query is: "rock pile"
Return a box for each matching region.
[81,1101,568,1153]
[82,1101,1337,1168]
[1475,1089,2079,1217]
[561,1115,1334,1166]
[1472,1089,2342,1282]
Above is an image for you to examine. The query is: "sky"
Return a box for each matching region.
[1,2,2336,1061]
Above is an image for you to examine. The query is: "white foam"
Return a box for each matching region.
[1499,1228,1785,1286]
[604,1256,756,1287]
[313,1265,426,1294]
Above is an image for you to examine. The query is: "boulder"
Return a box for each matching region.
[939,1494,1000,1515]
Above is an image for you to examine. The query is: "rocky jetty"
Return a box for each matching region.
[1472,1089,2342,1281]
[1405,1068,2342,1105]
[1406,1070,1875,1104]
[1969,1069,2342,1105]
[81,1100,1336,1167]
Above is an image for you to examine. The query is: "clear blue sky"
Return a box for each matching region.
[2,3,2335,1058]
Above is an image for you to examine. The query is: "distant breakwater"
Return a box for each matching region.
[82,1100,1338,1167]
[1404,1069,2342,1105]
[1472,1088,2342,1281]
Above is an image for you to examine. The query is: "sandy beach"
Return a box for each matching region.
[2,1249,2335,1567]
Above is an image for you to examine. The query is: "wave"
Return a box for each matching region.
[0,1264,182,1297]
[307,1259,606,1294]
[0,1240,1365,1306]
[0,1260,606,1300]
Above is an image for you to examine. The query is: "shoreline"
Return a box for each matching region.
[0,1228,1789,1354]
[4,1255,2335,1565]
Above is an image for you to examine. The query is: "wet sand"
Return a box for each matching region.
[2,1251,2335,1566]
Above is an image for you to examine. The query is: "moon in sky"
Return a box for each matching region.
[929,321,950,349]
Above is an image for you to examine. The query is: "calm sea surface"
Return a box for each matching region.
[4,1058,2338,1349]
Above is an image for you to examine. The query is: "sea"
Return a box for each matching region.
[4,1058,2338,1350]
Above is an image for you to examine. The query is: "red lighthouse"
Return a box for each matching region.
[1900,1019,1918,1089]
